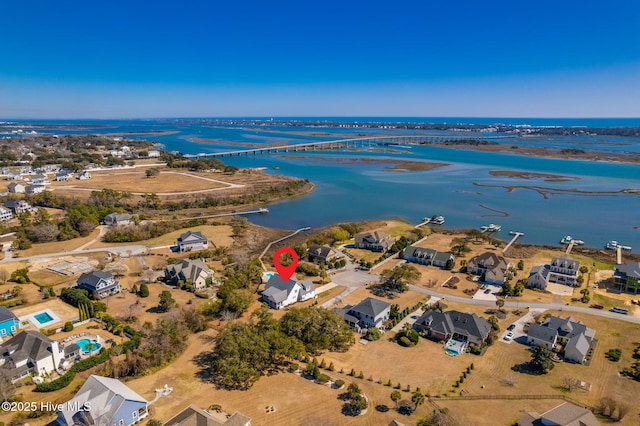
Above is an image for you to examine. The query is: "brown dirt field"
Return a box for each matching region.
[17,227,103,257]
[342,286,424,312]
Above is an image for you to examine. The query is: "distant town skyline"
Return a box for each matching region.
[1,0,639,119]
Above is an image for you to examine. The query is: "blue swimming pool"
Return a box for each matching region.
[77,338,101,354]
[34,312,54,325]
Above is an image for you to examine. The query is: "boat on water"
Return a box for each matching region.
[606,241,633,251]
[561,235,584,245]
[480,224,502,232]
[423,215,445,225]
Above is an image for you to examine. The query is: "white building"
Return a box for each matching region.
[261,275,316,309]
[0,207,13,221]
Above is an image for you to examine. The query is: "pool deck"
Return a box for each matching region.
[10,299,79,329]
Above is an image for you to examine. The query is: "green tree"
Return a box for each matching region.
[411,389,426,411]
[158,290,175,312]
[517,260,525,270]
[495,298,505,312]
[280,307,355,354]
[390,390,402,407]
[145,168,160,178]
[380,264,420,293]
[450,237,470,255]
[63,322,74,332]
[139,283,150,297]
[530,345,555,374]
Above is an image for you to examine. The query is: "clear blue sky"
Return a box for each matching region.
[1,0,639,118]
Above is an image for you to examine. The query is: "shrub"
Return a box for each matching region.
[139,283,150,298]
[398,336,413,347]
[607,348,622,362]
[63,322,74,332]
[289,363,299,372]
[364,328,382,341]
[316,373,330,383]
[334,379,345,388]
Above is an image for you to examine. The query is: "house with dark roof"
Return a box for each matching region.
[526,316,595,364]
[334,297,391,332]
[165,259,214,291]
[25,184,46,194]
[403,246,454,268]
[527,256,581,290]
[76,170,92,180]
[613,261,640,294]
[102,212,136,226]
[0,306,19,339]
[55,170,73,181]
[414,310,491,347]
[4,200,32,214]
[57,375,149,426]
[308,244,341,263]
[0,330,69,382]
[7,182,25,193]
[177,230,209,252]
[76,271,121,298]
[261,275,316,309]
[354,231,394,252]
[466,252,513,285]
[517,401,600,426]
[164,404,251,426]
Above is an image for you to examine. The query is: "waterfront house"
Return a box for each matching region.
[165,259,214,291]
[103,212,136,226]
[7,182,25,193]
[76,170,92,180]
[3,200,32,214]
[0,207,12,222]
[517,402,600,426]
[308,244,341,263]
[147,150,161,158]
[177,230,209,252]
[526,316,595,364]
[261,275,316,309]
[527,256,580,290]
[414,310,491,347]
[76,271,121,298]
[57,375,149,426]
[164,404,251,426]
[466,252,513,285]
[354,231,393,252]
[0,306,19,339]
[0,330,67,382]
[402,246,454,268]
[613,261,640,294]
[334,297,391,332]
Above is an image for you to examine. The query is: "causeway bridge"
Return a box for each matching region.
[184,135,506,158]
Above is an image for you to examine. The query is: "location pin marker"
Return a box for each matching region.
[273,247,299,282]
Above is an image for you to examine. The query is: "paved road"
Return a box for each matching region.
[0,245,148,263]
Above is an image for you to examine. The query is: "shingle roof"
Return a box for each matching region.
[416,310,491,342]
[0,306,18,323]
[615,261,640,279]
[166,259,213,283]
[164,404,251,426]
[527,323,558,345]
[534,402,600,426]
[178,231,208,244]
[77,271,114,289]
[0,330,53,365]
[349,297,390,318]
[468,252,509,271]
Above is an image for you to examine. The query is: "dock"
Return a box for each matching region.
[503,231,524,253]
[565,240,576,255]
[617,246,623,265]
[176,208,268,221]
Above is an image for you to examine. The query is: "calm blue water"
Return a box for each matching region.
[3,118,640,253]
[34,312,54,324]
[76,339,101,353]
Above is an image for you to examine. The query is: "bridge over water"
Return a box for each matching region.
[184,135,507,158]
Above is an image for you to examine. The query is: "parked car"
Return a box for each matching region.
[589,304,604,309]
[484,288,491,294]
[507,324,516,331]
[504,332,514,341]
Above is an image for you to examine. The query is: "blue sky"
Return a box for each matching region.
[1,0,639,118]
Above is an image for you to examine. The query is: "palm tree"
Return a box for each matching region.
[411,390,425,411]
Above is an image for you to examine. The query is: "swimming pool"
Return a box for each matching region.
[77,338,102,354]
[34,312,54,325]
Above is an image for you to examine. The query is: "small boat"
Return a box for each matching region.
[480,224,502,232]
[561,236,584,245]
[606,241,632,251]
[427,215,445,225]
[258,207,269,214]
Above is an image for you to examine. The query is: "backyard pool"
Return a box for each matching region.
[34,312,54,325]
[77,338,101,354]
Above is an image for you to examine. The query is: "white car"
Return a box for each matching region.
[504,332,514,341]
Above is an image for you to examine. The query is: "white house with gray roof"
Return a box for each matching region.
[165,259,214,291]
[57,375,148,426]
[403,246,454,268]
[526,316,595,364]
[466,252,513,285]
[261,275,316,309]
[76,271,121,298]
[0,330,70,382]
[177,230,209,252]
[103,212,136,226]
[334,297,391,332]
[527,256,581,290]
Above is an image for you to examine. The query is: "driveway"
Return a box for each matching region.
[472,284,499,301]
[499,308,546,345]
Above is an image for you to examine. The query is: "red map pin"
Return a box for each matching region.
[273,247,299,281]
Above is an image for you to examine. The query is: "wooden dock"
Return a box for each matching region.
[565,240,576,254]
[176,208,268,221]
[503,231,524,253]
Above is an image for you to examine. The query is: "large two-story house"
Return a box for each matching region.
[165,259,214,291]
[527,256,581,290]
[414,310,491,347]
[76,271,121,299]
[354,231,393,252]
[3,200,32,215]
[261,275,316,309]
[334,297,391,333]
[0,330,76,382]
[307,244,341,263]
[526,316,595,364]
[403,246,454,268]
[613,261,640,294]
[57,375,149,426]
[466,252,513,285]
[176,231,209,252]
